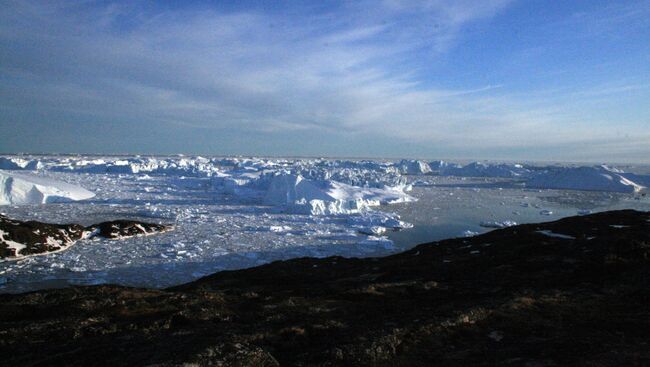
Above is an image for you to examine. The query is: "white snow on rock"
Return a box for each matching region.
[526,165,646,193]
[535,230,575,240]
[0,170,95,205]
[462,230,479,237]
[479,220,517,228]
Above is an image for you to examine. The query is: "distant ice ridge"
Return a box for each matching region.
[0,170,95,205]
[47,157,222,176]
[526,165,646,193]
[0,157,41,170]
[397,160,432,175]
[397,159,648,193]
[4,155,649,196]
[439,162,531,178]
[394,160,531,178]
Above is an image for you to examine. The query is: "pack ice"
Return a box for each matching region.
[0,170,95,205]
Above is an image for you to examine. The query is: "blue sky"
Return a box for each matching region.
[1,0,649,162]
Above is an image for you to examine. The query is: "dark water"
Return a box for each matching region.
[386,177,650,250]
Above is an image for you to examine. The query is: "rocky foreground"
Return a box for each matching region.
[0,214,170,259]
[1,210,649,366]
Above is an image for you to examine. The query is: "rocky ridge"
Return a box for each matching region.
[0,214,170,259]
[0,210,649,366]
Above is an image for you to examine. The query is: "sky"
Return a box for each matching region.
[1,0,649,162]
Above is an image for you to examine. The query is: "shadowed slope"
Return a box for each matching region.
[1,210,649,366]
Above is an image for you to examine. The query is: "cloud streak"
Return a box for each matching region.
[1,0,649,161]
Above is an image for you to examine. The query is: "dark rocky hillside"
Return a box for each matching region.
[0,214,169,259]
[1,210,649,366]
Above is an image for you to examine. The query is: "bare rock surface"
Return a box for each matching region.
[1,210,649,366]
[0,214,169,259]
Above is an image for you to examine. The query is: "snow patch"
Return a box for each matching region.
[479,220,517,229]
[536,230,575,240]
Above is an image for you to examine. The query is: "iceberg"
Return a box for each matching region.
[397,160,432,175]
[347,211,413,232]
[621,172,650,188]
[526,165,646,193]
[262,173,415,215]
[0,157,40,170]
[48,157,221,176]
[440,161,530,178]
[0,170,95,205]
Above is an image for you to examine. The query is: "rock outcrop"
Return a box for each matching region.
[0,214,170,259]
[1,210,649,366]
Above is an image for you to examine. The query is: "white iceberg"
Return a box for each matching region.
[48,157,221,177]
[262,173,415,215]
[621,172,650,188]
[0,170,95,205]
[0,157,40,170]
[397,160,432,175]
[440,161,530,178]
[347,211,413,233]
[526,165,645,193]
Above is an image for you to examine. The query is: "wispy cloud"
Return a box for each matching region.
[0,0,649,161]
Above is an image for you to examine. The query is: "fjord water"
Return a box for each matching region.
[1,157,649,293]
[387,176,650,250]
